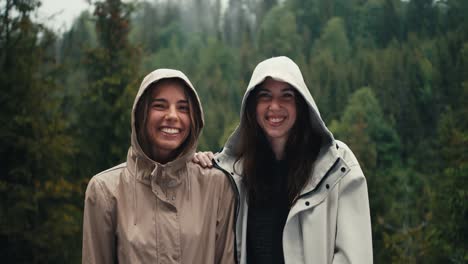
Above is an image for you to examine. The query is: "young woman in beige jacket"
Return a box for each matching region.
[194,56,373,264]
[82,69,236,264]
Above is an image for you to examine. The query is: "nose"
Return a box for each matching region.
[165,105,178,121]
[269,97,281,110]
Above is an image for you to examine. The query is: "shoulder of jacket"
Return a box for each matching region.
[187,162,236,195]
[188,162,227,181]
[88,162,127,194]
[214,151,239,173]
[335,140,360,168]
[332,140,368,184]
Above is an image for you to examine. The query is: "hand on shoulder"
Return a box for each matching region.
[192,151,216,168]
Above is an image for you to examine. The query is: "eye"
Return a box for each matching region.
[257,91,271,100]
[178,104,189,112]
[152,102,166,109]
[282,91,295,100]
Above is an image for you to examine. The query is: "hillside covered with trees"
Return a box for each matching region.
[1,0,467,262]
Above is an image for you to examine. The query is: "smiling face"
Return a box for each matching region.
[146,82,191,163]
[255,78,297,151]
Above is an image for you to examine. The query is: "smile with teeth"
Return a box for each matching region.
[160,127,181,134]
[267,116,286,125]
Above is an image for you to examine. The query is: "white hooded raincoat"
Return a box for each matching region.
[214,57,373,264]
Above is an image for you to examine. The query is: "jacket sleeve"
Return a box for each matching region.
[82,177,116,264]
[214,174,237,264]
[333,164,373,264]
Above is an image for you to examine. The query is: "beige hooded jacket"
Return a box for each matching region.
[82,69,236,264]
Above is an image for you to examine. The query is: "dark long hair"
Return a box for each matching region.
[236,85,322,205]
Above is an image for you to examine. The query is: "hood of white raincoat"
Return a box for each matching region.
[223,56,334,156]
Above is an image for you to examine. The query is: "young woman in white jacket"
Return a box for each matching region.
[194,56,373,264]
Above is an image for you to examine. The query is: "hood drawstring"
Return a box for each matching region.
[186,166,191,203]
[134,157,138,225]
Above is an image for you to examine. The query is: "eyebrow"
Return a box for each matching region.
[282,87,295,93]
[257,87,295,92]
[150,98,189,104]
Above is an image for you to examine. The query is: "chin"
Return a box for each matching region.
[157,141,182,151]
[265,130,287,138]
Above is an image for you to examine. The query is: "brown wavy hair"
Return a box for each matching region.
[135,78,202,162]
[236,83,322,205]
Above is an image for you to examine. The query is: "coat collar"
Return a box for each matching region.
[300,142,340,195]
[126,146,193,188]
[217,140,343,196]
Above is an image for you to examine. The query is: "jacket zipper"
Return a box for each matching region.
[292,158,340,205]
[213,161,241,264]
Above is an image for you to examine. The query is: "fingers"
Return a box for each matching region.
[192,152,213,168]
[206,151,215,161]
[199,151,213,168]
[192,153,201,163]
